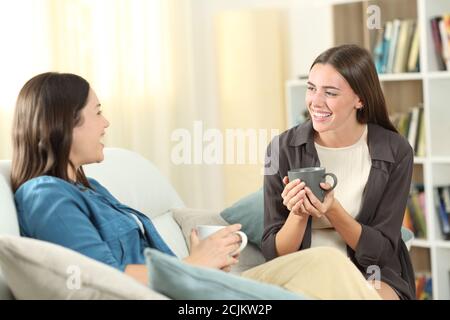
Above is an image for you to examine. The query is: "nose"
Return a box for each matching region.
[104,116,110,128]
[309,89,326,107]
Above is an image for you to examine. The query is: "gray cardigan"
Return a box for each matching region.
[262,120,416,300]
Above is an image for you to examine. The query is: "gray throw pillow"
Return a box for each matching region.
[220,188,264,248]
[145,248,305,300]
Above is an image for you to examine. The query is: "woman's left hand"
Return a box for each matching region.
[221,252,240,272]
[302,182,337,218]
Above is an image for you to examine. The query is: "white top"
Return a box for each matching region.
[310,125,371,255]
[128,212,146,236]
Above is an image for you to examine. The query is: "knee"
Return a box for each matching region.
[308,247,349,264]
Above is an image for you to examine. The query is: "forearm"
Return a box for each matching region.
[124,264,148,285]
[275,212,308,256]
[327,201,362,251]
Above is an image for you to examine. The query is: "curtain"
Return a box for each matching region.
[0,0,219,209]
[215,9,286,206]
[0,1,52,159]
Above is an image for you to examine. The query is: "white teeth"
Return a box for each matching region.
[313,112,332,118]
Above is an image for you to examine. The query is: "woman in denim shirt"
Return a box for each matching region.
[11,72,243,284]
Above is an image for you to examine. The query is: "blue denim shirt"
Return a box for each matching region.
[14,176,175,271]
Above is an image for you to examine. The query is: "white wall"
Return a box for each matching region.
[288,1,335,77]
[190,0,334,81]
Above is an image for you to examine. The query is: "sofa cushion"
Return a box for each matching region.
[0,160,21,300]
[145,248,304,300]
[0,276,14,300]
[172,208,228,250]
[83,148,184,219]
[220,188,264,248]
[0,235,168,300]
[152,211,189,258]
[171,208,266,273]
[0,160,20,236]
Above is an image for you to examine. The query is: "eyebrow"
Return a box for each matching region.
[307,81,341,91]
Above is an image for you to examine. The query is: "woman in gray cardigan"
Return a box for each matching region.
[262,45,415,300]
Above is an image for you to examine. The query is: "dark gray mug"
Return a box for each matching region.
[288,167,338,202]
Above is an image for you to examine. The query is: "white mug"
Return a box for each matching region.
[196,225,248,254]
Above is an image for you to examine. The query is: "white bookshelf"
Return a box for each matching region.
[286,0,450,299]
[412,238,431,248]
[378,72,423,81]
[427,71,450,79]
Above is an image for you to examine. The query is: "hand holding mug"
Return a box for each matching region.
[302,182,337,218]
[287,167,338,218]
[184,224,246,271]
[281,176,308,218]
[287,167,337,202]
[197,225,248,255]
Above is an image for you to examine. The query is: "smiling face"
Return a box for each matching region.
[70,88,110,168]
[306,63,363,135]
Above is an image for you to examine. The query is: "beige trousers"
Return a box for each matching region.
[241,247,382,300]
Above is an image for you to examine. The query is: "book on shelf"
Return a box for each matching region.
[434,186,450,240]
[403,184,427,239]
[408,20,420,73]
[373,19,420,74]
[382,21,392,73]
[387,19,401,73]
[416,108,426,157]
[390,105,425,157]
[415,272,432,300]
[393,20,415,73]
[407,106,420,151]
[446,14,450,70]
[430,14,450,71]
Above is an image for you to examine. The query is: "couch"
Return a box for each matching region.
[0,148,266,300]
[0,148,414,300]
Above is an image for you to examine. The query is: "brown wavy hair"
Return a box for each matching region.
[11,72,92,192]
[311,44,397,132]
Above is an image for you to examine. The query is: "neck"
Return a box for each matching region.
[315,121,366,148]
[68,163,79,182]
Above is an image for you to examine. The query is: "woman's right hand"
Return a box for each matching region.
[281,176,307,217]
[183,224,242,271]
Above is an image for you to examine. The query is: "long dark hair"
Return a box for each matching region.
[11,72,92,192]
[311,44,397,133]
